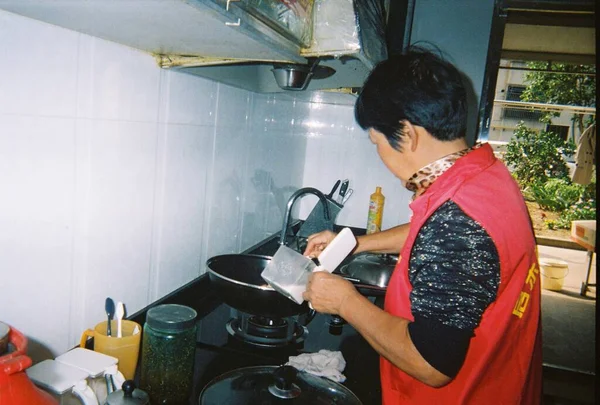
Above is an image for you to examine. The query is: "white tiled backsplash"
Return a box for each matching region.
[0,10,412,361]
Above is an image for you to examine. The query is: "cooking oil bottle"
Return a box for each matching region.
[366,186,385,234]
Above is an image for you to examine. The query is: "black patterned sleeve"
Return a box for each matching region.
[406,200,500,378]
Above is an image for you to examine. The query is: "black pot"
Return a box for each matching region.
[206,254,310,318]
[199,365,363,405]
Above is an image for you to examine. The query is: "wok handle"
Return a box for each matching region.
[341,275,387,296]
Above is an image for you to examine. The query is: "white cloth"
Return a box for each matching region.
[286,349,347,382]
[571,124,596,185]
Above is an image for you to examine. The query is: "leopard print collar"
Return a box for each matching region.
[405,143,482,198]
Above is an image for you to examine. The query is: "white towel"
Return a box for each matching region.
[286,349,347,382]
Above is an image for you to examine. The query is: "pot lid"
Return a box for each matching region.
[199,365,362,405]
[106,380,149,405]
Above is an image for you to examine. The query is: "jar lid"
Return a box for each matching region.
[199,365,363,405]
[146,304,197,332]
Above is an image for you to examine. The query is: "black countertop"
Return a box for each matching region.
[128,224,382,405]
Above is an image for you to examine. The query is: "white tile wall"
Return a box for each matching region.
[299,102,414,229]
[0,115,76,359]
[0,9,412,361]
[151,123,212,300]
[82,120,158,326]
[0,12,79,117]
[83,39,162,122]
[158,69,217,126]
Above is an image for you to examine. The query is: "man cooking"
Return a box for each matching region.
[302,47,542,404]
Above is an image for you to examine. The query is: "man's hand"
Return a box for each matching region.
[302,271,359,315]
[303,230,337,258]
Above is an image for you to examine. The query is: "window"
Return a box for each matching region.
[502,85,543,121]
[546,124,570,142]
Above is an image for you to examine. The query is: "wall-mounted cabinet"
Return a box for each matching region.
[0,0,306,63]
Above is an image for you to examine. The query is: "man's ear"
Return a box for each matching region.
[403,120,419,152]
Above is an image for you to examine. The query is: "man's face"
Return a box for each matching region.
[368,128,411,183]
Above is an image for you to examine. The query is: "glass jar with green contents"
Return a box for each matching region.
[140,304,197,404]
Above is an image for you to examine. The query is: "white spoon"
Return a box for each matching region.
[115,302,125,338]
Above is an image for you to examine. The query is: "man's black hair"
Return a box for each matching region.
[355,45,468,150]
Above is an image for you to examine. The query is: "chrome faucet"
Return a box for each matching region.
[279,187,330,246]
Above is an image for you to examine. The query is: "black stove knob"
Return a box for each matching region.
[328,315,345,335]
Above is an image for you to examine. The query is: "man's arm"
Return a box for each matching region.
[341,292,452,387]
[304,223,410,257]
[355,223,410,254]
[304,273,451,387]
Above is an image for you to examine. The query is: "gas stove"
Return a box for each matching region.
[183,288,382,405]
[129,225,382,405]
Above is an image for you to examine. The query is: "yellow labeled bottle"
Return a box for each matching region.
[366,186,385,234]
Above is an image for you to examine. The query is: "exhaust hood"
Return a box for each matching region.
[0,0,388,94]
[160,0,388,93]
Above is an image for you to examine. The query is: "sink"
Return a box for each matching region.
[338,253,397,289]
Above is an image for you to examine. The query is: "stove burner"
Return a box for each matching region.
[226,314,307,348]
[247,316,290,339]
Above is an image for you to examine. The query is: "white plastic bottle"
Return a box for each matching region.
[366,186,385,234]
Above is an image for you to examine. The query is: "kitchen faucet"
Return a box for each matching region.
[279,187,330,246]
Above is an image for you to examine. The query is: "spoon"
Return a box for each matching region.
[116,302,125,338]
[105,298,115,337]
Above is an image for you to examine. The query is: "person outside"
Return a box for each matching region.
[302,47,542,404]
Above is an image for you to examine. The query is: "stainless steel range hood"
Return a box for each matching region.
[156,0,388,93]
[0,0,387,94]
[162,55,373,93]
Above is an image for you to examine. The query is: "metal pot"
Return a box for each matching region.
[199,365,362,405]
[206,254,310,318]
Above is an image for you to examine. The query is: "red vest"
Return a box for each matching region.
[381,144,542,404]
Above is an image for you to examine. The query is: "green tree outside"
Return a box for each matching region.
[520,62,596,137]
[504,62,596,230]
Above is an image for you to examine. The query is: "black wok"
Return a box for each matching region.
[206,254,310,318]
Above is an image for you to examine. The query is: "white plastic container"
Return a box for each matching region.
[539,258,569,291]
[261,228,357,304]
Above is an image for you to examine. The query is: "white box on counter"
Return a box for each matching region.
[570,220,596,251]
